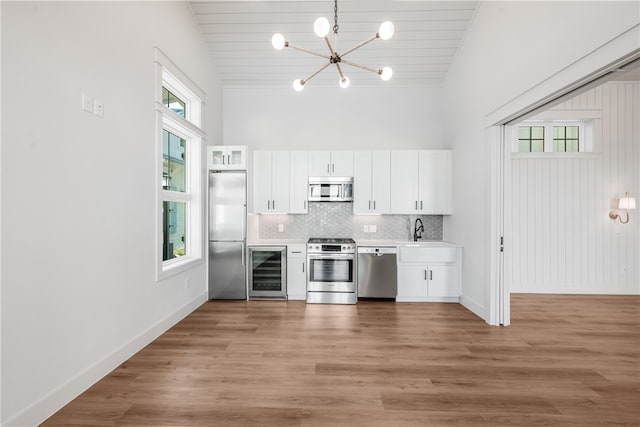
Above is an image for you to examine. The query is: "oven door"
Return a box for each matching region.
[307,253,355,292]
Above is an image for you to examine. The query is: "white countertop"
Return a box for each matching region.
[248,238,461,247]
[355,239,402,247]
[247,239,307,246]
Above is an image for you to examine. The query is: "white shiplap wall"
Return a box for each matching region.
[508,82,639,294]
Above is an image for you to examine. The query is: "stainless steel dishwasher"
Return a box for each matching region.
[357,246,397,299]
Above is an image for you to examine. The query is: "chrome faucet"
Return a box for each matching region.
[413,218,424,242]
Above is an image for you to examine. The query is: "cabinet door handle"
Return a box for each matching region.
[268,200,271,210]
[304,200,307,210]
[272,200,275,210]
[420,201,423,210]
[332,163,335,173]
[227,155,231,165]
[302,262,305,273]
[222,155,226,165]
[369,200,371,210]
[415,201,418,210]
[373,200,376,210]
[430,270,433,280]
[327,163,330,173]
[424,270,427,280]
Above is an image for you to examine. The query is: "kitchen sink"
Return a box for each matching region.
[397,241,458,263]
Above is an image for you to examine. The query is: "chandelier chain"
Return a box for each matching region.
[333,0,339,34]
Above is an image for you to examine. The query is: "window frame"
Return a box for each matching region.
[155,47,205,281]
[512,120,587,154]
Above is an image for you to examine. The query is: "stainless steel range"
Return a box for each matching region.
[306,238,356,304]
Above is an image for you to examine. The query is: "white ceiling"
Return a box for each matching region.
[188,0,479,88]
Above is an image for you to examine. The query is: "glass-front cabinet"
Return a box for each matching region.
[248,246,287,299]
[207,145,247,170]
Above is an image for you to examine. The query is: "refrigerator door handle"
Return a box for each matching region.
[242,205,246,242]
[242,242,246,266]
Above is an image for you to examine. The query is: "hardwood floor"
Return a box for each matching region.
[42,294,640,426]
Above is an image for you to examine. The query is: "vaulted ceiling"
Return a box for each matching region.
[188,0,479,88]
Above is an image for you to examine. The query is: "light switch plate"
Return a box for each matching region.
[82,93,93,113]
[278,224,284,232]
[370,225,377,233]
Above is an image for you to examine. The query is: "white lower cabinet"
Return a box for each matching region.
[286,244,307,300]
[396,245,461,302]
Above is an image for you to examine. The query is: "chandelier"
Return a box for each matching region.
[271,0,394,91]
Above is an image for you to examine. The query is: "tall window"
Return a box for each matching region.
[155,48,205,279]
[162,128,187,261]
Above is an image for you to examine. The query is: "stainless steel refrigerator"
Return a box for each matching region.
[208,171,247,299]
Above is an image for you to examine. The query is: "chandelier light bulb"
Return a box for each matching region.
[339,76,351,89]
[271,33,286,50]
[380,67,393,81]
[293,79,305,92]
[314,17,330,38]
[378,21,395,40]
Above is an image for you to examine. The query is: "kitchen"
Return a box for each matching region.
[208,146,463,306]
[2,1,639,426]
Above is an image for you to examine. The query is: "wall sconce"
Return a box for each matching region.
[609,192,636,224]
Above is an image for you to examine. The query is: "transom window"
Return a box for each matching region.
[514,121,587,153]
[518,126,545,152]
[553,126,579,152]
[162,87,186,118]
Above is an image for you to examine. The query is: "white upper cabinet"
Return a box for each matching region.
[354,151,391,214]
[289,151,309,214]
[308,151,354,177]
[207,145,247,170]
[253,151,290,214]
[390,151,420,213]
[390,150,452,214]
[419,150,452,214]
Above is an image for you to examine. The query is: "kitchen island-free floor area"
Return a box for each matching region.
[42,295,640,426]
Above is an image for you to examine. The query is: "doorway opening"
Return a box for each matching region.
[489,48,640,326]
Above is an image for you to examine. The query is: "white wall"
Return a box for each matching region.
[509,82,639,294]
[223,86,445,150]
[442,1,640,321]
[1,2,220,425]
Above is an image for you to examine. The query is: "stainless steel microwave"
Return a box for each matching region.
[308,177,353,202]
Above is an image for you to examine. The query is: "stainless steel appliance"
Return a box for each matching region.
[248,246,287,299]
[208,171,247,299]
[357,246,398,299]
[307,238,356,304]
[308,177,354,202]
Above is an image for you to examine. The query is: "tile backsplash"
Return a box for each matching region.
[256,202,442,241]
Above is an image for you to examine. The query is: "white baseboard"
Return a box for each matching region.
[460,295,487,323]
[395,296,460,303]
[4,292,207,427]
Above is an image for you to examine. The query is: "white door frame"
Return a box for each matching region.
[485,25,640,326]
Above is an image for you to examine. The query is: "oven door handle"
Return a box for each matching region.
[307,253,355,260]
